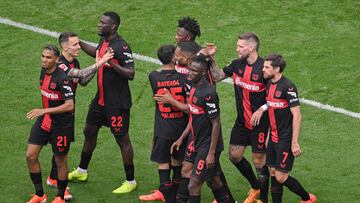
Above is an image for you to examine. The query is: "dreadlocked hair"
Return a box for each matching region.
[178,17,201,38]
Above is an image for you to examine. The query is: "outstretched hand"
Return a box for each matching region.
[27,108,45,120]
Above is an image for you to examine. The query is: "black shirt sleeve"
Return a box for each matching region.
[285,83,300,108]
[203,91,220,119]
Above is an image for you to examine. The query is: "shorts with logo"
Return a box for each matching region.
[266,138,294,172]
[86,102,130,137]
[28,118,72,155]
[151,136,186,163]
[229,118,269,153]
[184,135,196,163]
[191,147,221,181]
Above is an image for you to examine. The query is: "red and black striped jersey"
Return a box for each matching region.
[149,69,188,140]
[39,67,74,132]
[266,76,300,143]
[94,35,134,109]
[57,55,80,93]
[223,57,267,130]
[188,81,223,152]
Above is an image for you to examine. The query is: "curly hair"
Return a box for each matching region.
[178,17,201,38]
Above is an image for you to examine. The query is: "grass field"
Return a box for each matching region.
[0,0,359,202]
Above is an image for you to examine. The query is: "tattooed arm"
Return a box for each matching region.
[199,43,228,82]
[68,48,114,86]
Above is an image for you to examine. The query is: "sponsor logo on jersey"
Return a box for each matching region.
[267,100,286,108]
[234,76,261,91]
[41,90,60,99]
[58,63,68,71]
[287,91,297,98]
[63,85,72,92]
[123,52,133,59]
[206,102,216,109]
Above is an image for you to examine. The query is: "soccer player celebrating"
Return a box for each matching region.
[26,45,74,203]
[175,17,201,44]
[68,11,137,194]
[204,32,270,203]
[139,44,188,202]
[262,54,317,203]
[171,54,235,203]
[46,32,113,200]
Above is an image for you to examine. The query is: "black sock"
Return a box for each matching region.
[124,164,135,181]
[219,165,229,187]
[171,165,182,192]
[176,177,190,203]
[234,158,260,189]
[271,176,283,203]
[30,172,44,197]
[49,155,57,180]
[79,151,92,170]
[159,169,175,203]
[212,184,236,203]
[283,176,310,201]
[56,179,68,199]
[188,195,201,203]
[256,166,269,202]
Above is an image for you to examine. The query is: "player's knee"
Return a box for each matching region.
[54,154,67,166]
[83,124,99,138]
[188,180,201,195]
[229,150,243,163]
[274,172,288,184]
[25,151,38,163]
[181,164,192,178]
[252,153,266,167]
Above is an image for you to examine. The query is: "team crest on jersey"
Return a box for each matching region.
[275,91,282,97]
[50,82,56,89]
[193,96,198,103]
[252,74,259,81]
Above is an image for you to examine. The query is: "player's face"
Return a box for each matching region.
[41,49,58,70]
[262,60,276,79]
[98,15,113,36]
[187,61,205,82]
[176,27,191,44]
[174,47,189,66]
[64,36,81,57]
[236,39,252,60]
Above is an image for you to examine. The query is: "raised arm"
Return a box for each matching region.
[67,49,114,86]
[199,43,228,82]
[79,40,97,58]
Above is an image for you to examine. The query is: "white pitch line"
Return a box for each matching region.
[1,17,359,119]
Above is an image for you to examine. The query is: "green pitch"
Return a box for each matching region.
[0,0,359,202]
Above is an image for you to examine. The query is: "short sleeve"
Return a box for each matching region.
[285,84,300,107]
[59,77,74,101]
[112,42,134,68]
[203,92,220,119]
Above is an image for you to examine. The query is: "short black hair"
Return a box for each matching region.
[157,44,176,65]
[178,17,201,40]
[103,11,121,28]
[58,32,78,46]
[239,32,260,51]
[177,41,201,56]
[264,54,287,72]
[43,44,60,57]
[191,54,212,71]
